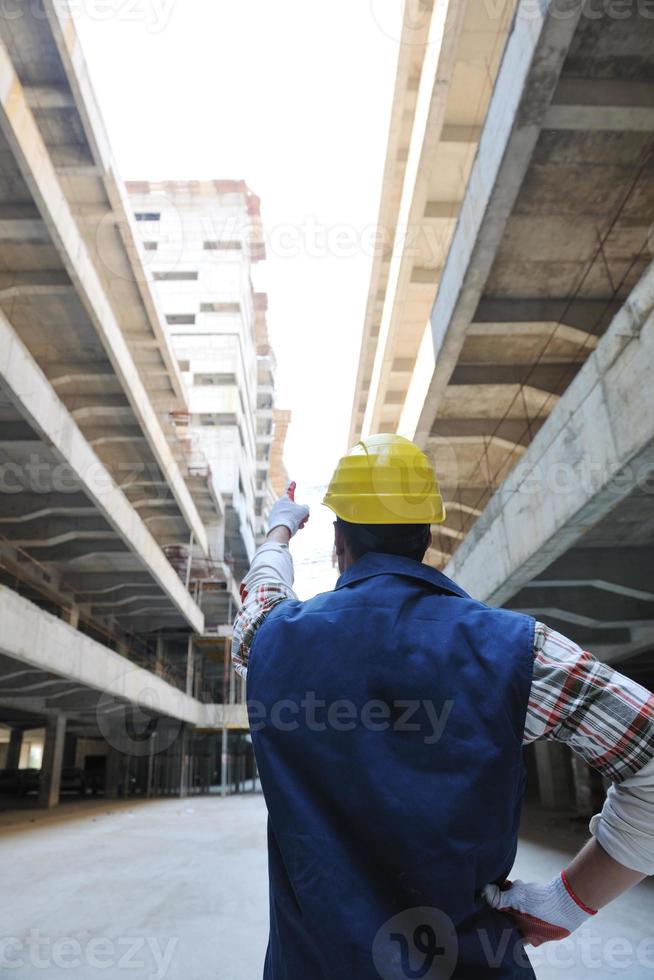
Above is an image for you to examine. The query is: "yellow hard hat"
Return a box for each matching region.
[323,433,445,525]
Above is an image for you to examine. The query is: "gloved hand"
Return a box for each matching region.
[482,872,596,947]
[267,481,310,537]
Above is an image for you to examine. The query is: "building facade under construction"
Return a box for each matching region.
[0,7,287,807]
[350,0,654,820]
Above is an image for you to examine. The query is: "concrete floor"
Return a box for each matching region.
[1,795,653,979]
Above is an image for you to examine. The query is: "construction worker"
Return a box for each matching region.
[232,434,654,979]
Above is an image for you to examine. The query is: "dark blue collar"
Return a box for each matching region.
[334,551,471,600]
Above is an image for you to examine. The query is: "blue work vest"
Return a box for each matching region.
[247,552,536,979]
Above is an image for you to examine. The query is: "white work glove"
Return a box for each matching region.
[267,481,310,537]
[482,872,596,947]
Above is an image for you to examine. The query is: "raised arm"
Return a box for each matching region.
[231,482,309,678]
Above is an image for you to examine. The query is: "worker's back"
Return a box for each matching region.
[247,551,536,979]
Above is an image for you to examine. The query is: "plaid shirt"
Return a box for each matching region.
[233,584,654,784]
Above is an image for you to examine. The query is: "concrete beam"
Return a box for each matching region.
[360,0,472,437]
[449,362,580,393]
[439,383,557,419]
[473,298,621,331]
[441,125,481,144]
[200,702,250,731]
[54,163,101,177]
[24,86,75,110]
[0,38,208,556]
[543,104,654,133]
[402,0,585,444]
[0,217,49,242]
[532,547,654,601]
[0,515,112,541]
[0,309,203,632]
[42,2,190,413]
[461,322,598,366]
[65,574,160,598]
[25,540,127,562]
[445,261,654,607]
[346,0,435,447]
[510,585,654,625]
[0,584,204,725]
[89,591,165,609]
[425,201,461,219]
[0,420,41,442]
[0,270,74,299]
[431,417,546,446]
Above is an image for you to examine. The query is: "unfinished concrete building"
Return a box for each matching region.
[125,179,281,563]
[351,0,654,816]
[0,4,281,807]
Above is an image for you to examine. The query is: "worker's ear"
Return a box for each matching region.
[333,521,346,557]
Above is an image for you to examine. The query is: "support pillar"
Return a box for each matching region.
[63,733,77,768]
[179,726,190,799]
[65,605,80,629]
[38,714,66,809]
[185,636,194,697]
[534,741,575,810]
[6,727,23,769]
[104,746,123,800]
[155,634,165,678]
[220,726,229,797]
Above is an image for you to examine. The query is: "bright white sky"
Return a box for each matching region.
[74,0,402,595]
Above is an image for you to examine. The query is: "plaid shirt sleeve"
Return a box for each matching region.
[232,582,295,678]
[525,622,654,782]
[232,541,298,678]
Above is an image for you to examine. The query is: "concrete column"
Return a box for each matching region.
[534,740,574,810]
[178,726,189,799]
[156,634,165,678]
[63,733,77,768]
[185,636,194,697]
[220,726,229,797]
[146,730,156,798]
[65,605,80,629]
[38,714,66,809]
[6,727,24,769]
[104,747,123,800]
